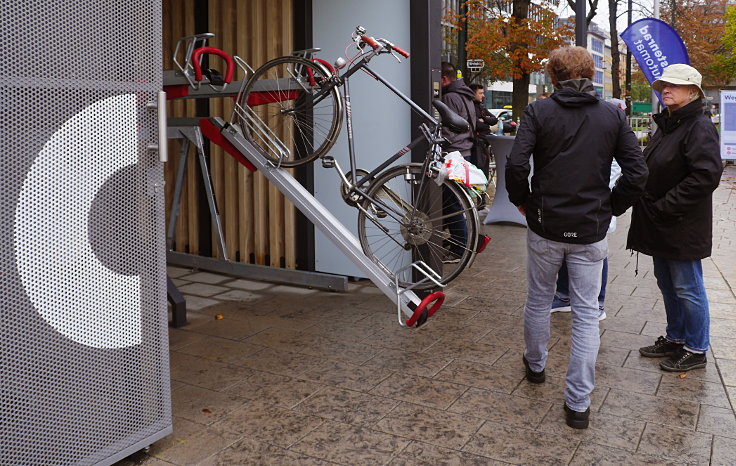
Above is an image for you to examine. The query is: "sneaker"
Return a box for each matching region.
[659,348,707,372]
[597,307,607,321]
[550,296,571,314]
[564,404,590,429]
[442,255,461,264]
[639,336,684,358]
[522,355,546,384]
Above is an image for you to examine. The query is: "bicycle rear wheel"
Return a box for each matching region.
[238,56,342,167]
[357,163,478,290]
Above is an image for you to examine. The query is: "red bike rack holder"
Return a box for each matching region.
[405,291,445,327]
[198,118,257,172]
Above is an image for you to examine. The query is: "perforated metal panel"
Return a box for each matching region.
[1,1,170,465]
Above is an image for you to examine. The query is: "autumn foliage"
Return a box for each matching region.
[446,0,573,81]
[660,0,733,86]
[713,4,736,83]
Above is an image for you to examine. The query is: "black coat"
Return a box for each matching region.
[506,79,648,244]
[473,100,498,135]
[441,79,476,152]
[626,99,723,260]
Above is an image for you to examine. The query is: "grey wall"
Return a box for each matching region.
[312,0,412,277]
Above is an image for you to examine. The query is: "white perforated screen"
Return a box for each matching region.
[1,1,170,464]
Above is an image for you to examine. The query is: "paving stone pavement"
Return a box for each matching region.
[121,165,736,465]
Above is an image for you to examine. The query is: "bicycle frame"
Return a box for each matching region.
[322,50,450,229]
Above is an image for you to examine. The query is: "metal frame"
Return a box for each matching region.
[211,117,425,318]
[165,118,349,292]
[166,120,228,259]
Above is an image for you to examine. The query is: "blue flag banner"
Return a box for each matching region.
[621,18,689,87]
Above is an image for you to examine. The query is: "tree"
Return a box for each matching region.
[660,0,731,86]
[566,0,600,26]
[447,0,573,119]
[713,4,736,84]
[608,0,623,99]
[630,65,652,102]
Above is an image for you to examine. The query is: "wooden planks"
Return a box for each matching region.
[162,0,296,268]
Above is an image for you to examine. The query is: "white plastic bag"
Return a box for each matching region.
[443,151,488,189]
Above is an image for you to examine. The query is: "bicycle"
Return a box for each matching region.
[231,27,487,290]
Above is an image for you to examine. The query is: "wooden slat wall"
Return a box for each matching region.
[163,0,296,269]
[163,0,199,256]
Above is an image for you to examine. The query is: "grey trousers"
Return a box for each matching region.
[523,229,607,412]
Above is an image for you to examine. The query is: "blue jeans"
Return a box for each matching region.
[556,258,608,308]
[443,186,467,256]
[652,257,710,353]
[441,154,473,254]
[524,230,607,412]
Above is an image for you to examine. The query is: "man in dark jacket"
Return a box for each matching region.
[441,62,476,157]
[629,64,723,372]
[469,83,498,176]
[440,62,476,262]
[506,46,648,429]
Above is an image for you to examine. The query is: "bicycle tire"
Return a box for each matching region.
[238,56,342,167]
[357,163,478,290]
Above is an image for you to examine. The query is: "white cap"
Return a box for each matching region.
[652,64,705,98]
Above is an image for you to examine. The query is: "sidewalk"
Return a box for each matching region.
[123,165,736,465]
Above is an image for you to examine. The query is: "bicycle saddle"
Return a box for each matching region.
[432,99,470,134]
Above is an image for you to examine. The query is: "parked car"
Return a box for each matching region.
[488,108,517,133]
[489,108,512,121]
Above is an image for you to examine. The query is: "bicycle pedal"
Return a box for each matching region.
[321,156,335,169]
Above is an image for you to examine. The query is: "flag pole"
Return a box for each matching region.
[652,0,661,116]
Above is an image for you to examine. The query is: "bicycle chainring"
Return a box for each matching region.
[340,168,370,206]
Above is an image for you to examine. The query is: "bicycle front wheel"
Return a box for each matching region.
[357,163,478,290]
[238,56,342,167]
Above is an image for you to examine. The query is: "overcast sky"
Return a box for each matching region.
[555,0,655,36]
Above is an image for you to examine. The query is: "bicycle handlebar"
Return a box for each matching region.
[360,35,410,59]
[191,46,234,84]
[360,35,380,50]
[391,44,410,58]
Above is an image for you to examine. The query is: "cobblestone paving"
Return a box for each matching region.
[120,165,736,465]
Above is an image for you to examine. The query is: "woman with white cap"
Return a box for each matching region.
[629,64,723,372]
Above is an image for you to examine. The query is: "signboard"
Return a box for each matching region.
[721,90,736,160]
[466,59,484,71]
[621,18,689,105]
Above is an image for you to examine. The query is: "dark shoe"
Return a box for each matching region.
[522,355,545,383]
[659,348,707,372]
[639,336,683,358]
[564,404,590,429]
[550,296,571,314]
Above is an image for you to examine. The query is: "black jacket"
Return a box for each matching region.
[626,99,723,260]
[473,100,498,135]
[441,79,476,152]
[506,78,648,244]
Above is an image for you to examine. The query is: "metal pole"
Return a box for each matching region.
[652,0,660,115]
[626,0,633,115]
[576,0,587,47]
[458,1,468,78]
